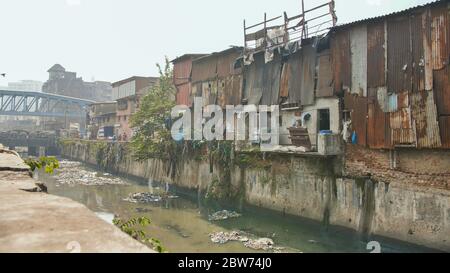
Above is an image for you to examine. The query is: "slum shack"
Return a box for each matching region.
[241,1,340,153]
[330,0,450,150]
[172,54,207,108]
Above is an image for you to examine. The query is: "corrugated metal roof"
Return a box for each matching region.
[332,0,448,30]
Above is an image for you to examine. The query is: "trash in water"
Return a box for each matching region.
[209,231,249,244]
[208,210,241,221]
[209,231,286,253]
[243,238,274,251]
[53,160,128,186]
[124,192,163,203]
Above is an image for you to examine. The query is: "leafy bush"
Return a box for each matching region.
[113,216,165,253]
[24,156,60,174]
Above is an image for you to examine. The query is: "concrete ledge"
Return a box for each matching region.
[0,155,154,253]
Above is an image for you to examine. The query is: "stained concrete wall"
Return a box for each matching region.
[60,141,450,252]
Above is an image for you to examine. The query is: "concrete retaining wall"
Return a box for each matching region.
[60,140,450,252]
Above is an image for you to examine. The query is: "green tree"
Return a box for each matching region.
[130,57,177,161]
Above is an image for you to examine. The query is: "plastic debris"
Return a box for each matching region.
[208,210,242,221]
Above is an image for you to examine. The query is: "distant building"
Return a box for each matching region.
[42,64,112,102]
[87,102,117,140]
[112,76,158,141]
[2,80,43,92]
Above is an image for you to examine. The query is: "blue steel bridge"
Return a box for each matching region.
[0,89,94,118]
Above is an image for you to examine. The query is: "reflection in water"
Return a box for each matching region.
[37,160,436,253]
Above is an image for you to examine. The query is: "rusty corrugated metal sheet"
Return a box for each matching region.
[439,116,450,148]
[191,55,218,83]
[410,90,442,148]
[173,58,193,86]
[316,51,334,98]
[217,48,242,78]
[368,99,391,149]
[344,92,368,146]
[284,44,316,106]
[217,75,242,107]
[431,4,449,70]
[367,21,386,88]
[299,44,316,106]
[331,31,351,94]
[387,16,412,93]
[279,63,289,98]
[434,66,450,115]
[390,107,415,146]
[423,8,434,91]
[175,83,191,107]
[398,90,410,108]
[411,11,426,92]
[243,52,264,105]
[261,52,281,106]
[350,25,368,96]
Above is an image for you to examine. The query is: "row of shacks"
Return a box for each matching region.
[172,0,450,150]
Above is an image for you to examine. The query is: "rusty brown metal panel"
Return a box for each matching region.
[367,21,386,88]
[344,92,368,146]
[368,100,391,149]
[316,51,334,98]
[387,16,412,93]
[218,75,242,107]
[173,58,193,86]
[299,44,316,106]
[279,63,289,98]
[422,8,434,91]
[410,90,442,148]
[439,116,450,148]
[431,5,449,70]
[217,49,242,78]
[411,11,426,92]
[175,83,191,107]
[397,90,410,108]
[390,107,415,146]
[191,55,218,83]
[242,52,264,105]
[434,66,450,115]
[261,52,282,106]
[331,31,351,94]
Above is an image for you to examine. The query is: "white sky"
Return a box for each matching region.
[0,0,431,85]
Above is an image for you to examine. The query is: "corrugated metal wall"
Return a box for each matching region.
[331,31,351,93]
[350,25,368,96]
[316,51,333,98]
[387,16,412,94]
[367,21,386,88]
[332,2,450,150]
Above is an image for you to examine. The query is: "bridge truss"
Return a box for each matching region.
[0,90,95,118]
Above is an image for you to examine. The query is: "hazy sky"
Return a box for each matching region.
[0,0,431,85]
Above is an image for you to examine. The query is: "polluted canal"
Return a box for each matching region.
[35,159,436,253]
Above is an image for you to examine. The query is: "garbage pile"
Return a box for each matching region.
[209,231,285,252]
[123,192,179,204]
[208,210,242,221]
[124,192,163,203]
[54,160,128,186]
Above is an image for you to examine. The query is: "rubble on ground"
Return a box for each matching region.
[208,210,241,221]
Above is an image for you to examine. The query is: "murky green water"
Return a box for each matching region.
[36,160,437,253]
